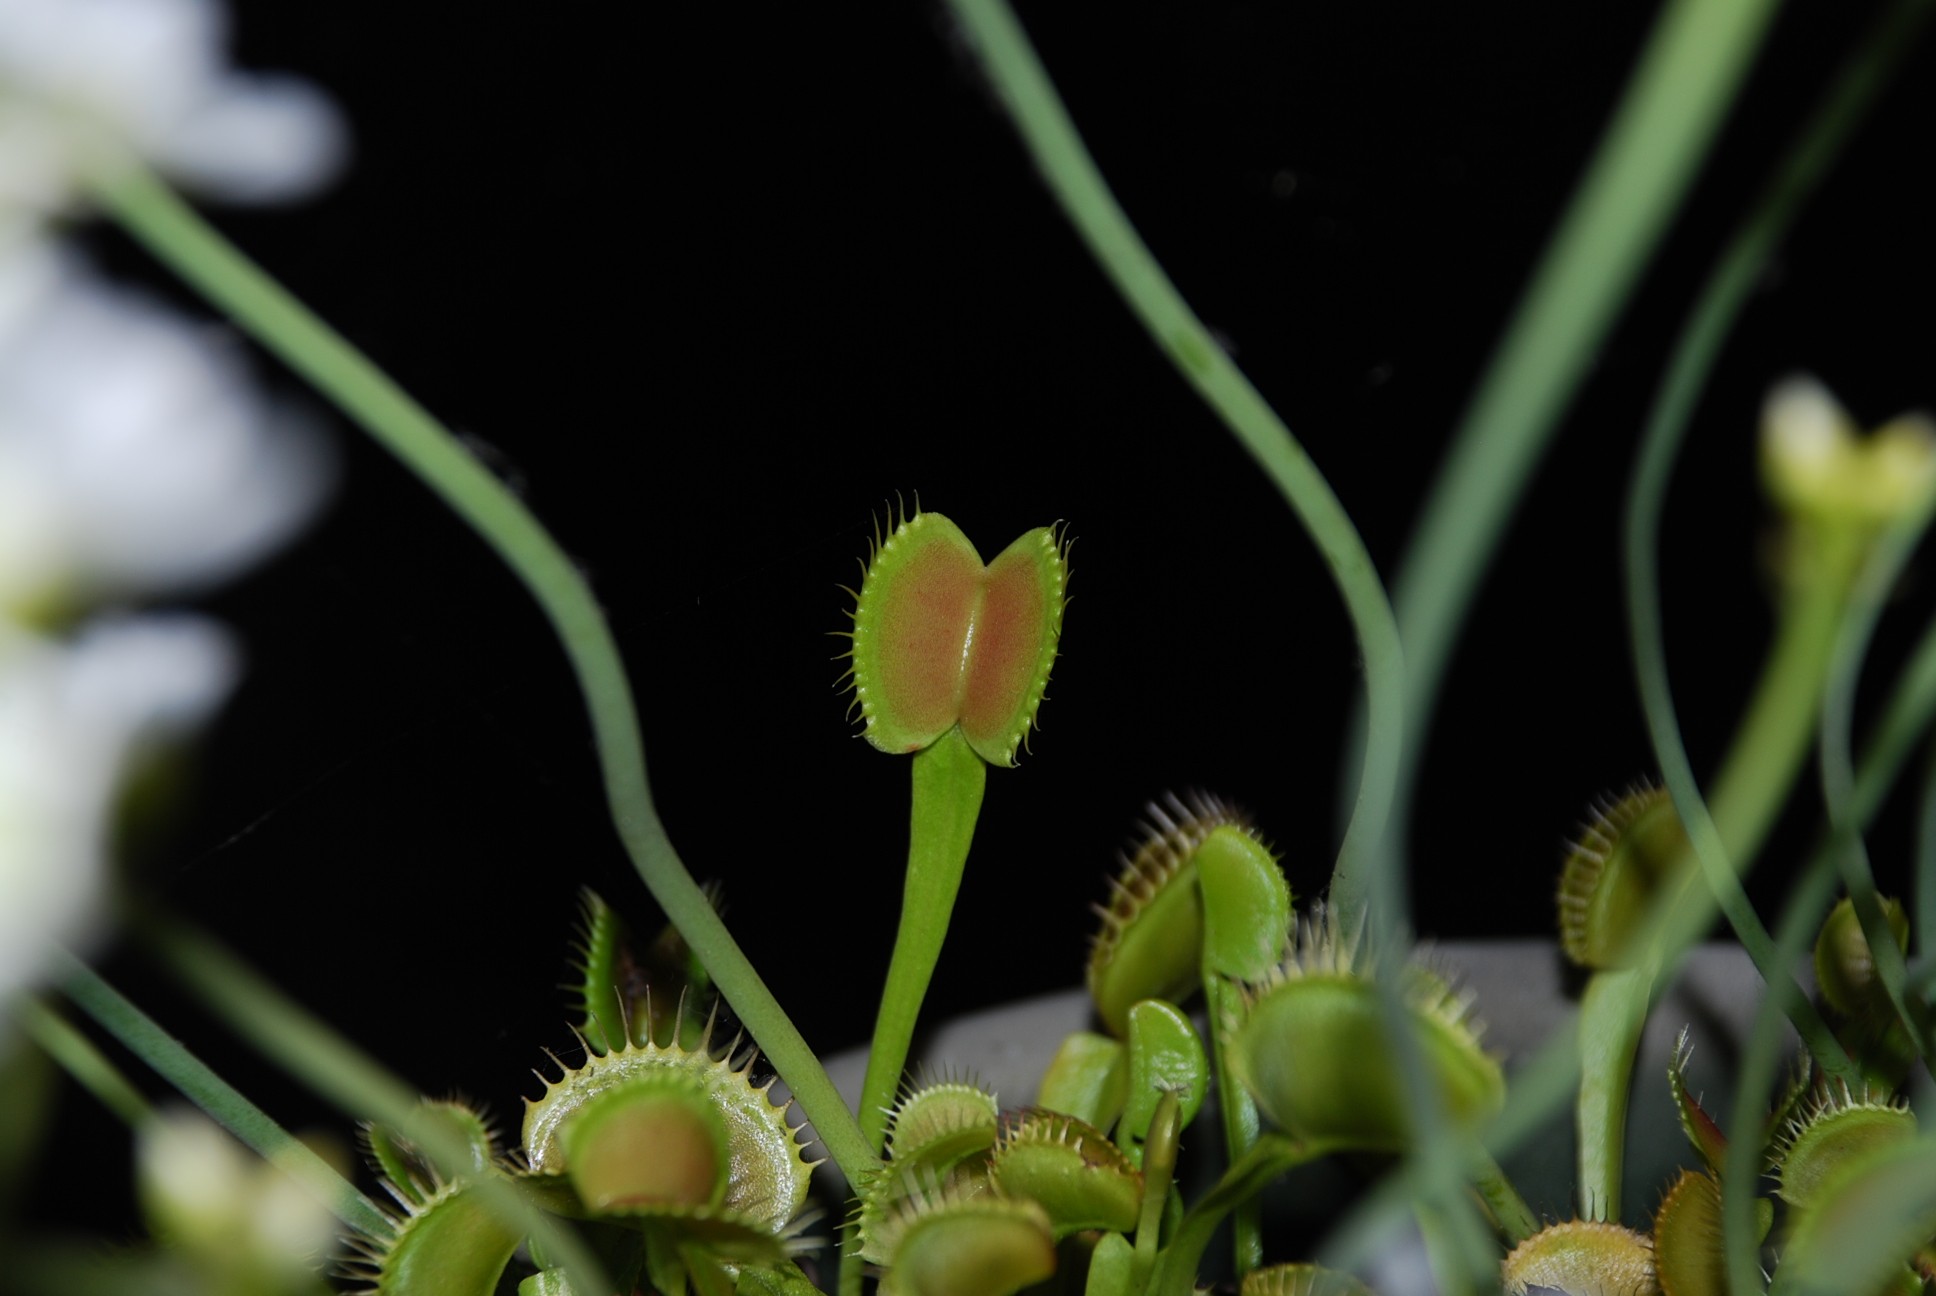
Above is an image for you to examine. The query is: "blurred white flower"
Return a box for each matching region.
[0,616,237,1002]
[0,238,333,616]
[0,0,347,214]
[138,1105,339,1289]
[1761,375,1936,528]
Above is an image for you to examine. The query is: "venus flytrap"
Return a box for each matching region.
[836,504,1067,1295]
[838,507,1068,1146]
[16,1,1936,1293]
[1080,796,1288,1269]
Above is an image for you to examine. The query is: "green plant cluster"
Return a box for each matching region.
[12,0,1936,1294]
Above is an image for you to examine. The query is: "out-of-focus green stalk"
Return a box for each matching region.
[1578,564,1857,1229]
[1819,504,1936,1062]
[141,922,612,1294]
[1613,6,1936,1288]
[1920,743,1936,987]
[16,996,153,1130]
[55,952,393,1241]
[1326,0,1928,1273]
[1388,0,1779,804]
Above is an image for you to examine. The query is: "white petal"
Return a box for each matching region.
[0,617,236,1002]
[0,0,347,207]
[152,74,350,203]
[1763,374,1846,474]
[0,246,335,604]
[137,1107,253,1247]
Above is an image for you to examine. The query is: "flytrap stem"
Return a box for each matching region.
[856,727,989,1153]
[839,726,987,1296]
[1574,966,1650,1219]
[1201,968,1263,1273]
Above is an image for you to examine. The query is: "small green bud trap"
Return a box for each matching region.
[1651,1168,1771,1296]
[988,1108,1143,1237]
[1558,786,1685,970]
[841,504,1069,766]
[884,1076,1001,1177]
[1500,1220,1660,1296]
[858,1167,1056,1296]
[1813,895,1910,1020]
[343,1180,526,1296]
[1664,1032,1729,1176]
[1239,1263,1379,1296]
[1768,1080,1916,1213]
[361,1099,501,1210]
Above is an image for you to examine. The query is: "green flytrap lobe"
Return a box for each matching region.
[1499,1220,1660,1296]
[1814,894,1910,1019]
[1557,785,1686,970]
[344,1100,523,1296]
[884,1075,1002,1176]
[1118,999,1209,1166]
[1650,1168,1774,1296]
[1035,1032,1128,1131]
[1228,909,1503,1151]
[989,1108,1144,1236]
[521,1012,815,1239]
[860,1170,1058,1296]
[344,1182,526,1296]
[1769,1081,1916,1213]
[843,504,1070,766]
[1240,1263,1379,1296]
[1087,793,1279,1035]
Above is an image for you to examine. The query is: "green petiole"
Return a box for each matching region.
[855,726,989,1157]
[1200,966,1262,1273]
[841,725,987,1296]
[1574,967,1650,1221]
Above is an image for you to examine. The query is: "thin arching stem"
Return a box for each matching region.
[16,995,154,1131]
[94,163,876,1188]
[1386,0,1779,840]
[939,0,1403,938]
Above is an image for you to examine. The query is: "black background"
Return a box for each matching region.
[39,0,1936,1241]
